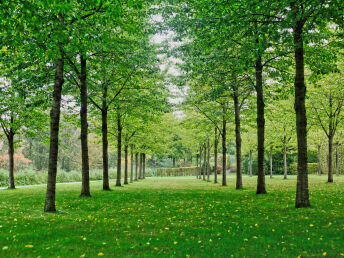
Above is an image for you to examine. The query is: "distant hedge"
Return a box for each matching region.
[156,167,200,177]
[289,163,319,174]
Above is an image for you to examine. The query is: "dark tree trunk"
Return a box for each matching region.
[116,112,122,187]
[214,127,218,184]
[80,55,90,197]
[124,144,128,184]
[336,142,339,176]
[135,152,138,181]
[269,146,273,179]
[222,104,227,186]
[207,138,210,182]
[7,128,15,189]
[317,144,321,175]
[199,147,202,179]
[44,55,64,212]
[203,143,206,181]
[173,157,176,168]
[293,20,310,208]
[196,152,199,179]
[139,153,143,179]
[256,55,266,194]
[130,144,134,183]
[283,142,287,180]
[328,135,333,183]
[143,153,146,179]
[249,150,253,177]
[102,85,110,191]
[234,87,243,189]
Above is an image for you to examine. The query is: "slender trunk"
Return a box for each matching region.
[203,144,206,181]
[139,153,143,179]
[207,138,210,182]
[7,129,15,189]
[143,153,146,179]
[317,144,321,175]
[336,142,339,176]
[124,144,128,184]
[102,86,110,190]
[199,147,202,179]
[328,135,333,182]
[293,19,310,208]
[256,55,266,194]
[135,152,138,180]
[44,54,64,212]
[130,144,134,183]
[196,152,199,179]
[183,158,186,167]
[116,112,122,187]
[222,104,227,186]
[283,141,287,180]
[173,157,176,168]
[269,146,273,179]
[234,87,243,189]
[80,55,90,197]
[214,127,218,184]
[249,150,252,177]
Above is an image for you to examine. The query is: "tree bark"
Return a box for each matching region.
[283,142,287,180]
[203,143,206,181]
[293,19,310,208]
[44,55,64,212]
[124,144,128,184]
[130,144,134,183]
[196,151,199,179]
[116,112,122,187]
[135,152,138,181]
[199,147,202,179]
[222,104,227,186]
[214,127,218,184]
[328,135,333,182]
[173,157,176,168]
[317,144,321,175]
[143,153,146,179]
[269,146,273,179]
[249,150,252,177]
[234,87,243,189]
[80,55,90,197]
[7,128,15,189]
[101,86,110,190]
[139,153,143,179]
[256,55,266,194]
[207,138,210,182]
[336,142,339,176]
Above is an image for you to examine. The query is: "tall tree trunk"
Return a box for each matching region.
[139,153,143,179]
[234,87,243,189]
[203,143,206,181]
[199,147,202,179]
[130,144,134,183]
[173,157,176,168]
[196,152,199,179]
[283,142,287,180]
[7,128,15,189]
[102,86,110,190]
[124,144,128,184]
[116,112,122,187]
[293,20,310,208]
[207,138,210,182]
[80,55,90,197]
[317,144,321,175]
[135,152,138,181]
[328,135,333,183]
[249,150,252,177]
[269,146,273,179]
[214,127,218,184]
[143,153,146,179]
[44,55,64,212]
[336,142,339,176]
[222,104,227,186]
[256,55,266,194]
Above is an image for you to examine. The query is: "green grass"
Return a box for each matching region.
[0,175,343,257]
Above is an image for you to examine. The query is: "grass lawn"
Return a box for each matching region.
[0,175,343,257]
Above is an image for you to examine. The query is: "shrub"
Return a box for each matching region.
[289,163,319,174]
[156,167,199,176]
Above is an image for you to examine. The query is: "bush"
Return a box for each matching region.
[156,167,199,176]
[289,163,319,175]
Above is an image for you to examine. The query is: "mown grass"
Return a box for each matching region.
[0,175,343,257]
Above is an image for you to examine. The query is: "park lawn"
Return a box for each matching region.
[0,175,343,257]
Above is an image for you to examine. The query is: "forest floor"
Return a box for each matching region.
[0,175,343,257]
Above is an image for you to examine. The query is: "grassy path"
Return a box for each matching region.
[0,175,343,257]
